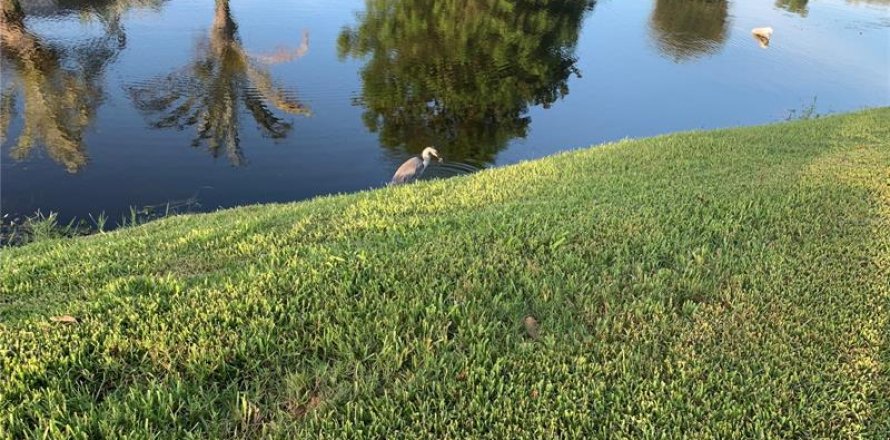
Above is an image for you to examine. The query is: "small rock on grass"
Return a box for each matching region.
[523,315,539,339]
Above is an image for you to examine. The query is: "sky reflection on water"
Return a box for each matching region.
[1,0,888,222]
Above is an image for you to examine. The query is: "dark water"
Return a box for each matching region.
[1,0,888,224]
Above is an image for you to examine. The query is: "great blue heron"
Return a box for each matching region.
[390,146,442,185]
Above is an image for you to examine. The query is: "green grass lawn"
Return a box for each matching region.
[2,108,889,438]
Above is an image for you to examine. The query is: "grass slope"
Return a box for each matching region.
[1,109,889,439]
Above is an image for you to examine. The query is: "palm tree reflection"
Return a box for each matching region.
[128,0,310,166]
[649,0,730,62]
[0,0,134,172]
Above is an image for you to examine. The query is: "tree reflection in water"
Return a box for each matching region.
[128,0,310,166]
[338,0,594,163]
[0,0,153,172]
[775,0,808,16]
[649,0,730,62]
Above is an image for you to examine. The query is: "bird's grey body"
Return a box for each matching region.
[390,157,426,185]
[390,147,441,185]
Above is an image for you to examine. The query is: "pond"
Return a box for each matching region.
[1,0,888,225]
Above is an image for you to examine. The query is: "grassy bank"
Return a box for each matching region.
[2,109,889,438]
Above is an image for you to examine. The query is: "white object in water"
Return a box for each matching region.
[752,27,774,48]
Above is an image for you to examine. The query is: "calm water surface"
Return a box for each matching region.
[1,0,888,224]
